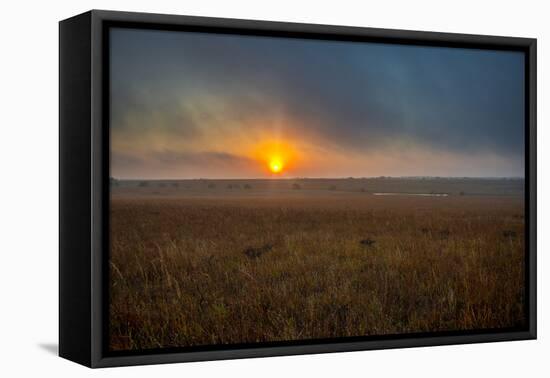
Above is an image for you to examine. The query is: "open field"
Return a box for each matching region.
[109,178,525,351]
[111,177,525,197]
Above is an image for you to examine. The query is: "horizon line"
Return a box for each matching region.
[111,176,526,181]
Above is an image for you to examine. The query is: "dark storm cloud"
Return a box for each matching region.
[110,28,525,177]
[112,149,258,179]
[152,150,255,167]
[114,150,255,168]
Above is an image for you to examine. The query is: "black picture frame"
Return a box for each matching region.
[59,9,537,368]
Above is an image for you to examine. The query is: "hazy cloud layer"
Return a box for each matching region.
[110,28,525,179]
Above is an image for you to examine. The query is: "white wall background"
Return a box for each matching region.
[0,0,547,376]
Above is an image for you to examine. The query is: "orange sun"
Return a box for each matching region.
[269,158,283,173]
[252,139,297,176]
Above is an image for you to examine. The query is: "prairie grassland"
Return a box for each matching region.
[109,191,525,351]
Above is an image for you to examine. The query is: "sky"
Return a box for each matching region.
[110,28,525,179]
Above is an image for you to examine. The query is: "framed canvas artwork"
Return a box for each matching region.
[59,10,536,367]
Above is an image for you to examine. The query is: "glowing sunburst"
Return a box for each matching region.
[252,139,298,176]
[269,158,283,173]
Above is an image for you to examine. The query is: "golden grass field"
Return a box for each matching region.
[109,179,525,351]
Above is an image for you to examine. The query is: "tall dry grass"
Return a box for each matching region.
[109,194,525,351]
